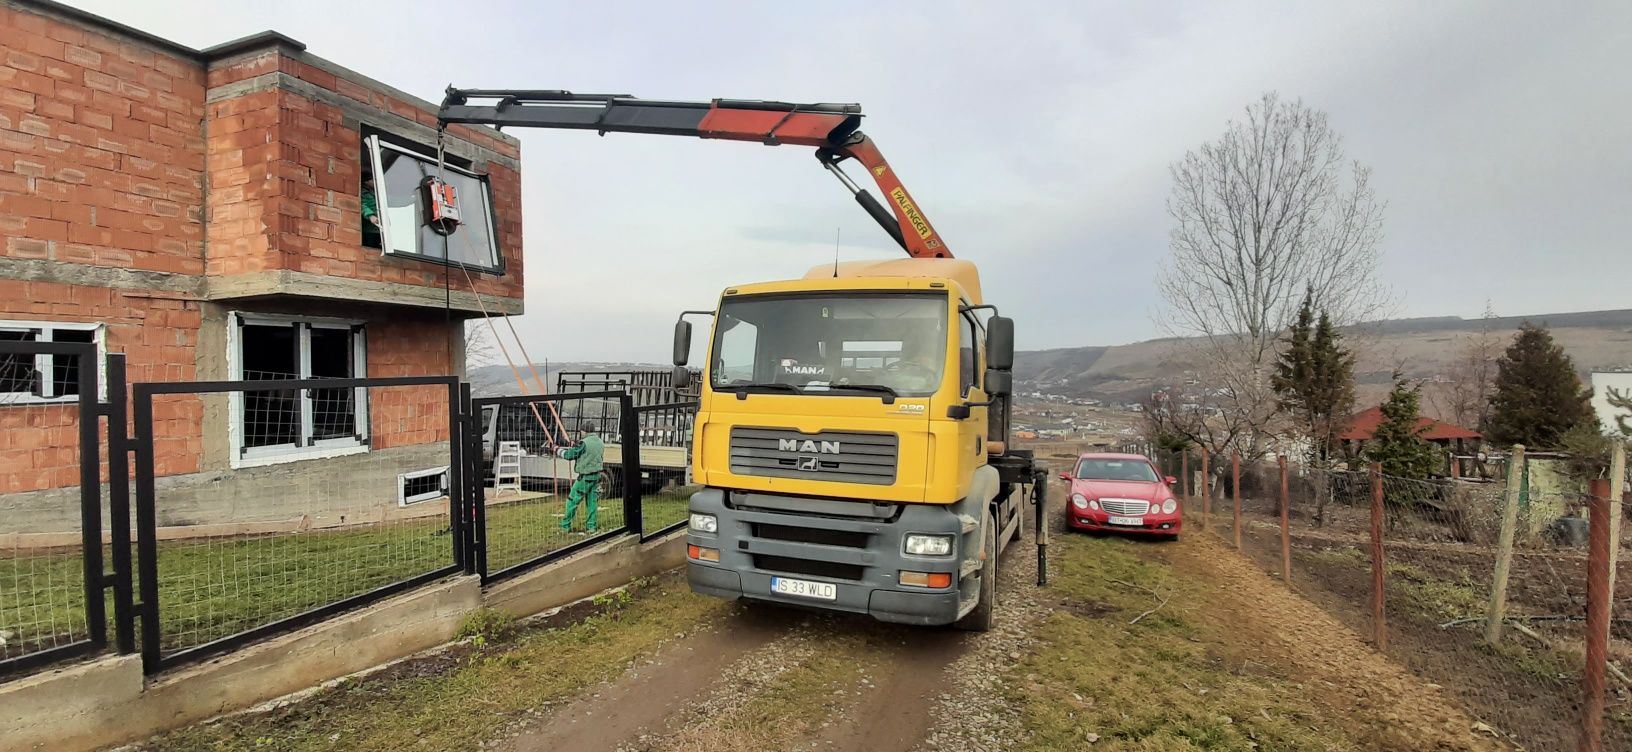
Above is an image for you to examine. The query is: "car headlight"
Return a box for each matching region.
[1088,499,1100,510]
[1162,498,1177,514]
[1070,493,1088,510]
[904,534,954,556]
[689,513,718,533]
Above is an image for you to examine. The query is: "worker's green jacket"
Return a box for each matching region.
[561,435,604,475]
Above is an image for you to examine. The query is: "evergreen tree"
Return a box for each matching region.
[1273,289,1356,462]
[1486,322,1592,448]
[1367,375,1440,479]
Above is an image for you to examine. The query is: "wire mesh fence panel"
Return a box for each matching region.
[137,379,460,666]
[476,393,630,578]
[1241,453,1625,751]
[632,402,697,538]
[0,341,108,678]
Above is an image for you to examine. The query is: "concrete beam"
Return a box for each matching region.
[206,71,520,171]
[0,258,203,295]
[205,270,524,316]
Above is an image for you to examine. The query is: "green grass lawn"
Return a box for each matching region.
[1,490,696,661]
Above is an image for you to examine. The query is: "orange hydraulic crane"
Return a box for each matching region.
[436,89,950,259]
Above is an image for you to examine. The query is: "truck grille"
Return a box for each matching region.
[729,428,897,485]
[752,555,864,581]
[1100,498,1150,516]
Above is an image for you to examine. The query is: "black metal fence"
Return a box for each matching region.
[0,342,123,678]
[2,360,695,682]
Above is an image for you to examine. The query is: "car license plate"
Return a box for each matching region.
[770,576,836,601]
[1107,515,1144,526]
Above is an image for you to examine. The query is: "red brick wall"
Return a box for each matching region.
[0,5,206,275]
[368,314,454,449]
[0,277,202,493]
[0,6,516,497]
[205,51,524,303]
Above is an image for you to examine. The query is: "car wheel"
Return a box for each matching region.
[955,510,998,632]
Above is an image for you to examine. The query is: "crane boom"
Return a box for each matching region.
[437,88,950,259]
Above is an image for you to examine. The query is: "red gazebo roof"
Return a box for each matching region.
[1339,405,1482,442]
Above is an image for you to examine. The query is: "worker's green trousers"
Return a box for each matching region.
[560,473,600,533]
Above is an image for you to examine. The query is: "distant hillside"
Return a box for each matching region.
[1015,308,1632,412]
[468,362,666,397]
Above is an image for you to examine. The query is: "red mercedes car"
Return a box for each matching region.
[1062,453,1182,539]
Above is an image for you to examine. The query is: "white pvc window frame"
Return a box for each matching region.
[0,319,106,405]
[397,465,450,507]
[227,312,369,468]
[364,135,502,273]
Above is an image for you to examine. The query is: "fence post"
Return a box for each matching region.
[1181,450,1190,504]
[1370,461,1387,650]
[1485,444,1525,645]
[620,395,643,536]
[105,354,136,654]
[1582,478,1612,752]
[1200,450,1211,531]
[1232,449,1242,550]
[1279,455,1291,585]
[1609,442,1625,596]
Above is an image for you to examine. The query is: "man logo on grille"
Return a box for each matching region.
[797,456,820,472]
[779,439,841,454]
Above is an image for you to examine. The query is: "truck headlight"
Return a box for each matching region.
[904,534,953,556]
[689,513,718,533]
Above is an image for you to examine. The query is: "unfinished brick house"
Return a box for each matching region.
[0,0,524,532]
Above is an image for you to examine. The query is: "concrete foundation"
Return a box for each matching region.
[0,531,686,752]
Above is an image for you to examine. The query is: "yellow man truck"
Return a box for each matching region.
[436,89,1045,630]
[673,259,1039,631]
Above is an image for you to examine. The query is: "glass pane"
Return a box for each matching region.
[0,329,38,394]
[308,327,356,441]
[1074,459,1160,482]
[51,328,95,398]
[377,148,433,260]
[711,293,948,397]
[959,316,976,396]
[374,142,500,271]
[240,323,299,449]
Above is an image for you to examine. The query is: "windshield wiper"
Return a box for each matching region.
[728,382,802,399]
[829,384,898,404]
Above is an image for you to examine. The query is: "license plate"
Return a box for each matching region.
[1107,515,1144,526]
[771,576,836,601]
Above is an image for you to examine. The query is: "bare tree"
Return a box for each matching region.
[464,319,500,370]
[1430,302,1501,432]
[1157,92,1388,458]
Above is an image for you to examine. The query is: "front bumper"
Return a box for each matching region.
[1067,507,1182,536]
[686,488,967,626]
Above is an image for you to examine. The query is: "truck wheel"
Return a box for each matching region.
[955,511,998,632]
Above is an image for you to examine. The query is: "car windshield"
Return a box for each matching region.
[710,292,949,397]
[1074,459,1159,482]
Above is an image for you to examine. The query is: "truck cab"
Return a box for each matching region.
[675,258,1028,631]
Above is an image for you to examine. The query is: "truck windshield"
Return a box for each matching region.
[1074,459,1160,482]
[711,292,949,398]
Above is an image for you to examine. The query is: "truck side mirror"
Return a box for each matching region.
[672,320,692,366]
[672,365,691,390]
[986,316,1014,371]
[984,368,1012,396]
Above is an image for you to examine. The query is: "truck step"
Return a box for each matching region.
[960,558,982,579]
[958,514,978,534]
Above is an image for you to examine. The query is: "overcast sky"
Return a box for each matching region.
[69,0,1632,361]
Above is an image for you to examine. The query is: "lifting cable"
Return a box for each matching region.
[432,131,572,450]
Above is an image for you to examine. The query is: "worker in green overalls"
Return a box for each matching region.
[556,421,605,534]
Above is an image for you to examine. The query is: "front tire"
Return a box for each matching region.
[955,511,998,632]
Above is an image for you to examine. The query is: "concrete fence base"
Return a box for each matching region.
[0,532,686,752]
